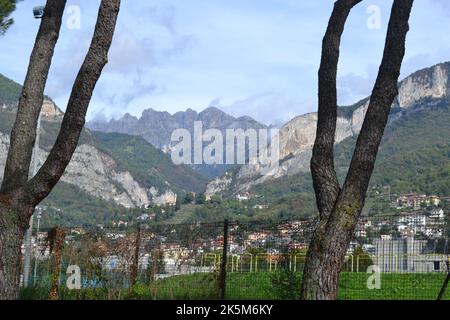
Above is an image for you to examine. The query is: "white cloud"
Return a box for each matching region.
[214,93,315,127]
[1,0,449,125]
[337,64,378,106]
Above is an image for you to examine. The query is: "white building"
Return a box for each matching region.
[375,237,449,273]
[430,208,445,220]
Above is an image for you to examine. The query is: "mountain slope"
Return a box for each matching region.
[88,106,267,149]
[0,73,22,107]
[208,62,450,197]
[87,106,268,178]
[247,100,450,220]
[0,74,208,213]
[92,131,208,194]
[38,180,126,228]
[361,98,450,195]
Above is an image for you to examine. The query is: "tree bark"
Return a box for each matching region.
[24,0,121,207]
[1,0,66,194]
[48,227,65,300]
[0,0,121,299]
[311,0,362,220]
[0,194,33,299]
[0,1,66,298]
[0,208,24,299]
[301,0,414,300]
[129,226,141,288]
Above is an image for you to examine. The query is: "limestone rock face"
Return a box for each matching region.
[398,64,448,108]
[205,174,232,200]
[87,106,267,151]
[0,134,8,173]
[112,171,150,207]
[207,62,450,195]
[150,187,177,206]
[0,133,175,208]
[350,100,370,134]
[228,109,357,192]
[40,99,64,121]
[277,113,317,160]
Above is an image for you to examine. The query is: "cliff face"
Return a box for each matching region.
[40,99,64,121]
[88,106,267,150]
[88,106,268,178]
[0,99,179,208]
[0,131,175,208]
[206,62,450,196]
[397,63,449,108]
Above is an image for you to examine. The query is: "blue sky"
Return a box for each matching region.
[1,0,449,126]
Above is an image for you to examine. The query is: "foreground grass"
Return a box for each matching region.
[21,272,450,300]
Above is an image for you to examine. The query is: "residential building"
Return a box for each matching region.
[375,237,449,272]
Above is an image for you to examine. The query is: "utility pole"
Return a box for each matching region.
[33,208,43,286]
[22,6,45,288]
[219,219,229,300]
[23,115,42,287]
[130,224,141,288]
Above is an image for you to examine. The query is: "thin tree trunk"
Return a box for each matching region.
[0,203,28,299]
[1,0,66,195]
[301,0,414,300]
[129,226,141,288]
[301,197,362,299]
[48,227,65,300]
[0,0,121,299]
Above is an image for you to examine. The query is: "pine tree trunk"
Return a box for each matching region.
[300,204,359,300]
[300,223,341,300]
[302,0,413,300]
[0,203,27,300]
[0,0,121,300]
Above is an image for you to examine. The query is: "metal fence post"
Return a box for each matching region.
[218,219,229,300]
[437,261,450,300]
[130,224,141,288]
[48,227,65,300]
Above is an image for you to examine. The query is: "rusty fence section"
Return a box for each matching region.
[22,214,450,300]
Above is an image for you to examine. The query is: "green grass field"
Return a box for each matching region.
[21,272,450,300]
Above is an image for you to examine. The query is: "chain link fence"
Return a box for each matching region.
[21,213,450,300]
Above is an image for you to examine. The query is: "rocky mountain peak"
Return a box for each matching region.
[122,113,138,121]
[199,106,236,127]
[141,108,172,120]
[206,61,450,196]
[0,74,206,212]
[87,106,266,146]
[41,99,64,121]
[199,106,226,116]
[398,62,449,108]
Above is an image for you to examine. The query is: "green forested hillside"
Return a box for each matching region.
[0,73,21,106]
[93,131,208,194]
[337,99,450,195]
[0,74,208,227]
[39,181,126,228]
[374,101,450,195]
[1,71,448,225]
[0,73,53,108]
[248,100,450,219]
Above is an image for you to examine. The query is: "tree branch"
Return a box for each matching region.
[0,0,66,194]
[341,0,414,204]
[24,0,121,206]
[301,0,414,301]
[311,0,362,220]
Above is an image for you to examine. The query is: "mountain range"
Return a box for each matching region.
[0,76,208,226]
[88,106,267,149]
[206,62,450,201]
[87,106,267,178]
[1,61,449,225]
